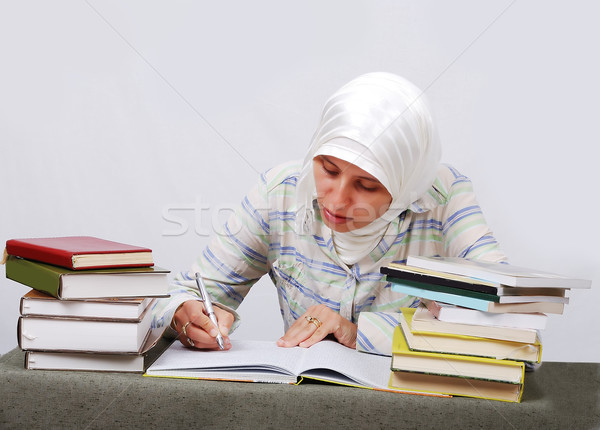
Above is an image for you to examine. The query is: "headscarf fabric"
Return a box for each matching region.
[296,72,442,265]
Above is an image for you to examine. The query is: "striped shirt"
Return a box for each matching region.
[152,161,507,355]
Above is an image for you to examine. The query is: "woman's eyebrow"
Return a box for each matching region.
[320,156,339,168]
[321,155,382,184]
[357,176,380,184]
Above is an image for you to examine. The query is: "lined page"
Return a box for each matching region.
[147,339,394,389]
[295,340,393,389]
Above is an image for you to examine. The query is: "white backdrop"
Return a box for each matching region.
[1,1,598,362]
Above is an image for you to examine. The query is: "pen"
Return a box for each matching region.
[194,272,225,350]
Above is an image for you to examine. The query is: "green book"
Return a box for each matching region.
[6,255,170,299]
[387,277,501,302]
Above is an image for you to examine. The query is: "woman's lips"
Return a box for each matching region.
[322,208,351,225]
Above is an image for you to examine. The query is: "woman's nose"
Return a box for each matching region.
[329,179,352,209]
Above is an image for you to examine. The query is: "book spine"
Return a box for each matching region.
[390,283,492,312]
[386,277,500,302]
[381,267,499,294]
[5,256,62,298]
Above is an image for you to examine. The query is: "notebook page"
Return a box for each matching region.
[147,340,306,378]
[295,340,393,389]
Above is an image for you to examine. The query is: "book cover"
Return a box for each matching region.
[382,263,569,298]
[18,302,154,353]
[387,277,502,302]
[6,256,170,299]
[391,282,565,314]
[406,256,591,289]
[422,300,548,330]
[391,325,525,384]
[381,263,501,295]
[5,236,153,270]
[389,370,522,403]
[20,289,154,321]
[24,327,170,373]
[411,304,538,344]
[399,308,542,363]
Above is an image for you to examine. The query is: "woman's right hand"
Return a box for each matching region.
[171,300,234,350]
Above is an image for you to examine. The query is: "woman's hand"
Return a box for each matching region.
[276,304,357,349]
[171,300,234,350]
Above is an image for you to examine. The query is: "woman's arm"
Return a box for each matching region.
[438,165,508,262]
[153,171,275,347]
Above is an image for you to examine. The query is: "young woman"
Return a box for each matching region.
[152,72,506,355]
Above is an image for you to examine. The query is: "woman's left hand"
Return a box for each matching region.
[276,304,357,349]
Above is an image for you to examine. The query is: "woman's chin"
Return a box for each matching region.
[324,219,365,233]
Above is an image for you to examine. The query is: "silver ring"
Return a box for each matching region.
[182,321,191,337]
[187,337,195,347]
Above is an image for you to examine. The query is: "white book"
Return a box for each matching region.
[24,328,169,372]
[423,300,548,330]
[406,256,591,289]
[411,304,539,344]
[147,339,409,392]
[25,351,149,373]
[20,289,154,320]
[18,302,154,353]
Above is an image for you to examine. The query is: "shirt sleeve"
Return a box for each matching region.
[356,311,402,356]
[152,172,272,331]
[439,165,508,263]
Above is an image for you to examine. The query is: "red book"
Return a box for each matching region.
[5,236,154,270]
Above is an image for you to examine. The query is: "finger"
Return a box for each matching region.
[184,322,232,350]
[175,301,232,350]
[298,326,328,348]
[181,334,197,349]
[213,307,235,337]
[298,315,330,348]
[277,315,322,347]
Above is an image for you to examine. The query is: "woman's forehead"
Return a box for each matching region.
[315,155,383,183]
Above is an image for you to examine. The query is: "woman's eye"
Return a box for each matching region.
[358,182,378,191]
[323,165,339,176]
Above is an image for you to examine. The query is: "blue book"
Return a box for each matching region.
[390,281,565,314]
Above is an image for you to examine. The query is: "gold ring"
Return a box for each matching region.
[305,315,322,329]
[182,321,191,337]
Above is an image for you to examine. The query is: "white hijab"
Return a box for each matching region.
[296,72,442,266]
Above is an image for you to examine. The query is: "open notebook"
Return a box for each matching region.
[145,339,435,394]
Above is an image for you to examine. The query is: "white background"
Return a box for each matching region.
[1,1,598,361]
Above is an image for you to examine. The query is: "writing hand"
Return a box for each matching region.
[276,304,357,349]
[171,300,234,350]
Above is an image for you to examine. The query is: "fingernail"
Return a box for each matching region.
[209,328,218,337]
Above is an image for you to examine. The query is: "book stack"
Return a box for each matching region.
[381,256,592,402]
[3,236,170,372]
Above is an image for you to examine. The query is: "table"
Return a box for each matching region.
[1,347,598,429]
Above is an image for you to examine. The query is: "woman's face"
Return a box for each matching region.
[313,155,392,233]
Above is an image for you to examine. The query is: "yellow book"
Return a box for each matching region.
[388,370,523,403]
[400,308,542,363]
[390,325,525,402]
[391,325,525,384]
